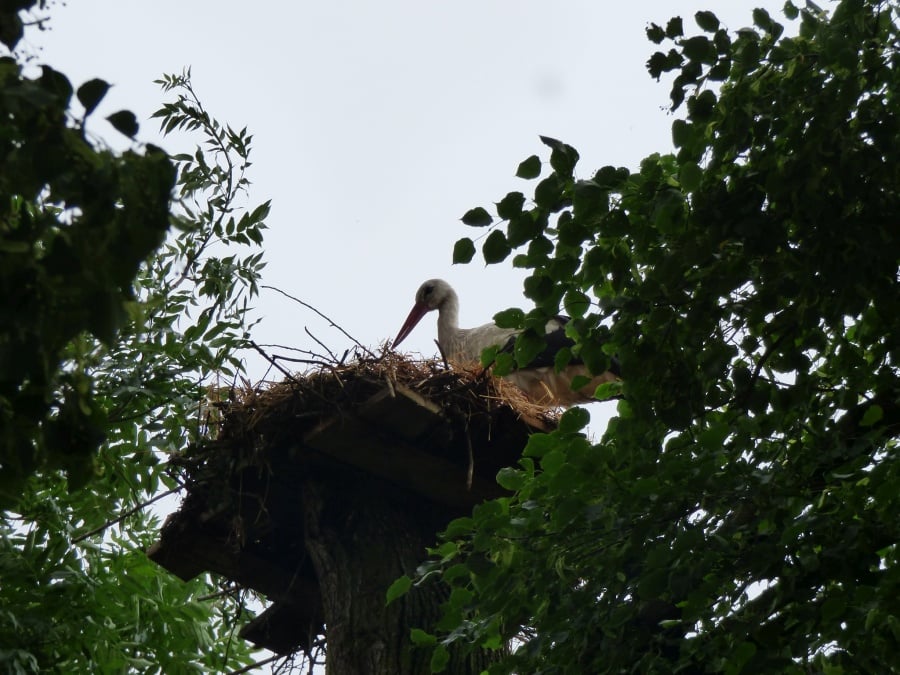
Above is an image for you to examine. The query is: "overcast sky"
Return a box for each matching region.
[30,2,791,386]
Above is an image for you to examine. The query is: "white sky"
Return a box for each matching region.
[30,2,787,390]
[26,1,792,670]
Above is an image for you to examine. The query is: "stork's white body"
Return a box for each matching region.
[392,279,618,407]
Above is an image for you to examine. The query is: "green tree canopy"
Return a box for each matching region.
[1,2,270,670]
[413,1,900,672]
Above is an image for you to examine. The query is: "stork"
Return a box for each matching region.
[391,279,620,407]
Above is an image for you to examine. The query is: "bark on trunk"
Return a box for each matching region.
[301,473,497,675]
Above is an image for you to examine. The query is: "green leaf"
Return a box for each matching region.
[481,628,504,650]
[725,642,757,675]
[540,449,566,476]
[672,119,692,148]
[516,154,542,179]
[569,374,592,390]
[578,340,614,377]
[646,23,666,44]
[682,36,714,64]
[647,50,681,80]
[482,230,511,264]
[461,206,493,227]
[523,273,554,302]
[783,1,799,20]
[106,110,140,138]
[0,12,23,49]
[687,89,717,122]
[573,180,609,220]
[665,16,684,39]
[493,307,524,329]
[249,199,271,223]
[77,78,110,117]
[695,11,720,32]
[523,433,555,457]
[699,423,729,449]
[540,135,580,178]
[443,517,474,538]
[860,404,883,427]
[554,346,573,372]
[410,628,437,646]
[514,329,546,368]
[593,381,623,400]
[437,542,463,561]
[386,575,412,604]
[507,212,542,248]
[39,65,73,102]
[559,407,590,433]
[452,237,476,264]
[492,350,514,375]
[563,290,590,317]
[480,344,500,368]
[534,174,565,210]
[679,161,703,192]
[594,165,630,188]
[430,644,450,673]
[496,467,525,491]
[752,8,773,32]
[496,191,526,220]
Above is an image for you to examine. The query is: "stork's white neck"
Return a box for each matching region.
[435,286,461,359]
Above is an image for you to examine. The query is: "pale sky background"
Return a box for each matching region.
[28,1,790,670]
[30,1,788,389]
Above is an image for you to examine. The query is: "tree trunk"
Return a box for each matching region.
[301,473,497,675]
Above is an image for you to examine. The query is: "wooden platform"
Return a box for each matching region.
[147,381,548,655]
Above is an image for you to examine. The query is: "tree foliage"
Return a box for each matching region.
[1,2,269,670]
[410,1,900,672]
[0,51,175,502]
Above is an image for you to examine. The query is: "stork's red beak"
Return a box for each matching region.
[392,302,429,349]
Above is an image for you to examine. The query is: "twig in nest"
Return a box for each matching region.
[255,342,335,364]
[249,341,305,384]
[305,326,339,363]
[265,355,334,367]
[263,284,376,358]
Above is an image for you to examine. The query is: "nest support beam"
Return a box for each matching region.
[148,379,545,662]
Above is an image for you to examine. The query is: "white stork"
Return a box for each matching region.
[391,279,620,407]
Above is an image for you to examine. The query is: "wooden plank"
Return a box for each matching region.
[146,521,212,581]
[239,602,322,655]
[303,414,503,510]
[148,525,318,606]
[357,384,444,441]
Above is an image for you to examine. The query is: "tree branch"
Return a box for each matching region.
[262,284,375,357]
[72,487,181,543]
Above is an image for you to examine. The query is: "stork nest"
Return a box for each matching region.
[173,350,558,497]
[149,350,563,658]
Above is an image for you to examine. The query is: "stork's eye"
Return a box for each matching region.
[423,284,434,296]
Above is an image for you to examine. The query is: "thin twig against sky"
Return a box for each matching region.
[263,284,375,357]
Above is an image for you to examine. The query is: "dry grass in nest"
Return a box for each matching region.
[178,350,558,486]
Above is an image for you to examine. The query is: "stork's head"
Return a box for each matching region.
[392,279,454,349]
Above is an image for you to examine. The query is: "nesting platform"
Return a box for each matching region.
[147,357,554,656]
